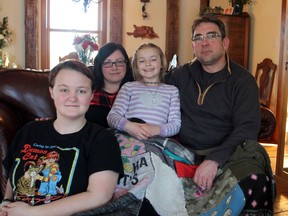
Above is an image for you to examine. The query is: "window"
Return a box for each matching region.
[41,0,107,69]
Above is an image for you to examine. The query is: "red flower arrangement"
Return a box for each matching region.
[73,34,99,65]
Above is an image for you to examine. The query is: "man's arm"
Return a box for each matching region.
[206,74,261,167]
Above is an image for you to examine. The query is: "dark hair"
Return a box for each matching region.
[49,59,95,90]
[93,42,133,91]
[191,15,226,40]
[131,43,167,82]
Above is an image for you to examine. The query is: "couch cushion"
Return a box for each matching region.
[0,69,56,122]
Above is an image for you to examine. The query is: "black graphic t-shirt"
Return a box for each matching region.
[3,120,123,206]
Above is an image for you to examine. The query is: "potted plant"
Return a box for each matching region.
[0,17,13,68]
[199,6,224,16]
[228,0,252,15]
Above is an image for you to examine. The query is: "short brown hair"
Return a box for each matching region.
[191,15,226,40]
[49,59,95,90]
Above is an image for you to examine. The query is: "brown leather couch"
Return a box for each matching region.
[0,68,276,200]
[0,69,56,200]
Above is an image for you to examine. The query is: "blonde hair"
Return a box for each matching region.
[131,43,167,82]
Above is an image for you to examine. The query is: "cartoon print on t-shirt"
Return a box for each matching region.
[36,151,63,203]
[14,150,63,204]
[11,142,79,206]
[15,161,44,196]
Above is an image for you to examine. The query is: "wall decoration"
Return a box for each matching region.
[127,25,159,39]
[140,0,150,19]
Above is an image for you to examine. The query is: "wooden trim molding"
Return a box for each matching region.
[25,0,207,68]
[26,0,109,69]
[101,0,108,45]
[200,0,210,10]
[25,0,39,69]
[109,0,123,44]
[275,0,287,176]
[40,0,49,69]
[165,0,179,63]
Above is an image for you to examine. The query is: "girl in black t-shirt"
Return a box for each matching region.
[0,60,123,216]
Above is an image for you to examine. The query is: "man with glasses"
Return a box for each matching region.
[165,15,275,215]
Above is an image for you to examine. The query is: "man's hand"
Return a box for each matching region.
[193,160,219,190]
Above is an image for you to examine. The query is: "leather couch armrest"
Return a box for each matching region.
[258,106,276,140]
[0,102,23,200]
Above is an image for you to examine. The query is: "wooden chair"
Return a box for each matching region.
[254,58,277,108]
[59,52,79,62]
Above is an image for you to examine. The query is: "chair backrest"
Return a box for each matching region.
[59,52,79,62]
[254,58,277,108]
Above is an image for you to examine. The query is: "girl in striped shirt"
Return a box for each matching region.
[107,43,181,140]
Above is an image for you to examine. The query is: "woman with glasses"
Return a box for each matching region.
[85,42,134,128]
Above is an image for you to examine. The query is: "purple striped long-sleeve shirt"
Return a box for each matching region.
[107,81,181,137]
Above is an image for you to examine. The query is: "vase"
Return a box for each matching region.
[77,49,93,65]
[233,3,243,15]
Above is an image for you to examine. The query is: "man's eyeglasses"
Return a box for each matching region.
[192,32,222,43]
[102,60,127,68]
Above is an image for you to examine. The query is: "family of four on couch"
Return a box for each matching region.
[0,15,277,216]
[0,66,276,215]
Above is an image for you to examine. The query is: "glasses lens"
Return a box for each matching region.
[103,62,112,68]
[192,32,221,42]
[103,60,126,68]
[192,35,203,42]
[206,32,217,39]
[115,60,126,67]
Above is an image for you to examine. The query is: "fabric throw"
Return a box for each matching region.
[114,132,155,200]
[146,153,188,216]
[74,132,274,216]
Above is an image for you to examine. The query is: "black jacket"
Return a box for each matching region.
[165,57,261,166]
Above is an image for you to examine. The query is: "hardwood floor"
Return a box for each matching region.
[274,179,288,215]
[263,144,288,215]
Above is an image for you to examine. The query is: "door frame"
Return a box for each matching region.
[275,0,288,185]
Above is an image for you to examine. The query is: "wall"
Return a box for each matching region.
[0,0,283,69]
[122,0,200,65]
[122,0,166,59]
[210,0,282,113]
[247,0,282,112]
[0,0,25,68]
[178,0,200,64]
[0,0,283,112]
